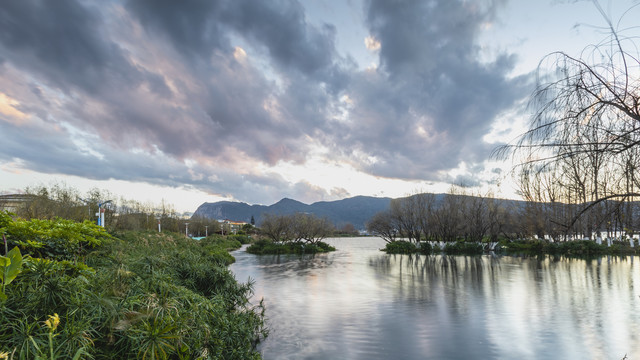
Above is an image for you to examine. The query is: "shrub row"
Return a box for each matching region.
[382,240,482,255]
[499,239,640,256]
[382,238,640,256]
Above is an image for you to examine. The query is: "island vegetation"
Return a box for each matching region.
[246,213,336,255]
[367,190,640,256]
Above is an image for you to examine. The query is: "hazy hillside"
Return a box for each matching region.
[192,196,392,230]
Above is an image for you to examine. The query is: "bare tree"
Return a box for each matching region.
[259,213,292,242]
[259,213,334,244]
[415,193,436,241]
[339,223,358,236]
[461,193,491,243]
[366,210,398,243]
[390,196,422,243]
[290,213,334,244]
[496,2,640,234]
[432,189,463,242]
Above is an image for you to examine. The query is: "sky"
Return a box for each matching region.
[1,0,639,213]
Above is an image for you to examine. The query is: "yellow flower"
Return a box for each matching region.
[0,351,9,359]
[44,313,60,331]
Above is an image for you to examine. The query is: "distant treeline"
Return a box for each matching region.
[367,187,640,244]
[2,183,221,236]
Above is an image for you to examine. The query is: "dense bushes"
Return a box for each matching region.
[1,211,108,261]
[383,240,417,254]
[246,239,336,255]
[443,242,484,255]
[0,211,267,359]
[381,237,639,256]
[382,240,481,255]
[226,234,252,245]
[499,239,638,256]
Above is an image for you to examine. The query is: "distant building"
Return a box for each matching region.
[218,219,248,234]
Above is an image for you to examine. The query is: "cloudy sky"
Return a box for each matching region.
[1,0,638,212]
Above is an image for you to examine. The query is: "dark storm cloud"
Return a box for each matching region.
[0,0,349,204]
[126,0,342,78]
[0,0,144,95]
[122,0,349,165]
[222,0,338,76]
[333,0,530,181]
[126,0,229,57]
[0,0,328,166]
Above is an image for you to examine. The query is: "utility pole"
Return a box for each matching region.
[97,200,112,227]
[205,225,208,237]
[185,222,189,237]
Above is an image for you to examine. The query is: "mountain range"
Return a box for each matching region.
[192,195,394,230]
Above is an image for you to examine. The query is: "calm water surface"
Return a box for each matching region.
[230,237,640,359]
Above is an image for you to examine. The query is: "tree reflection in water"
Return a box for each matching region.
[232,238,640,360]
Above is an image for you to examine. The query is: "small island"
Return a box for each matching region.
[366,193,640,257]
[247,213,336,254]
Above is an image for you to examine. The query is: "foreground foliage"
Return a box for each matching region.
[0,211,267,359]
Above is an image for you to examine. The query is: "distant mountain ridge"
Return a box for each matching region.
[192,195,393,230]
[192,194,537,230]
[193,193,640,233]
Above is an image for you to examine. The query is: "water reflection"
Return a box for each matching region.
[253,253,336,279]
[231,238,640,360]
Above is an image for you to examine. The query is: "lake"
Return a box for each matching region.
[230,237,640,359]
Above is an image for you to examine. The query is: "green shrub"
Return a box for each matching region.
[544,240,608,255]
[499,238,640,256]
[227,234,252,244]
[383,240,417,254]
[315,241,336,252]
[418,242,433,255]
[501,239,546,253]
[246,239,282,255]
[2,215,110,260]
[443,241,483,255]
